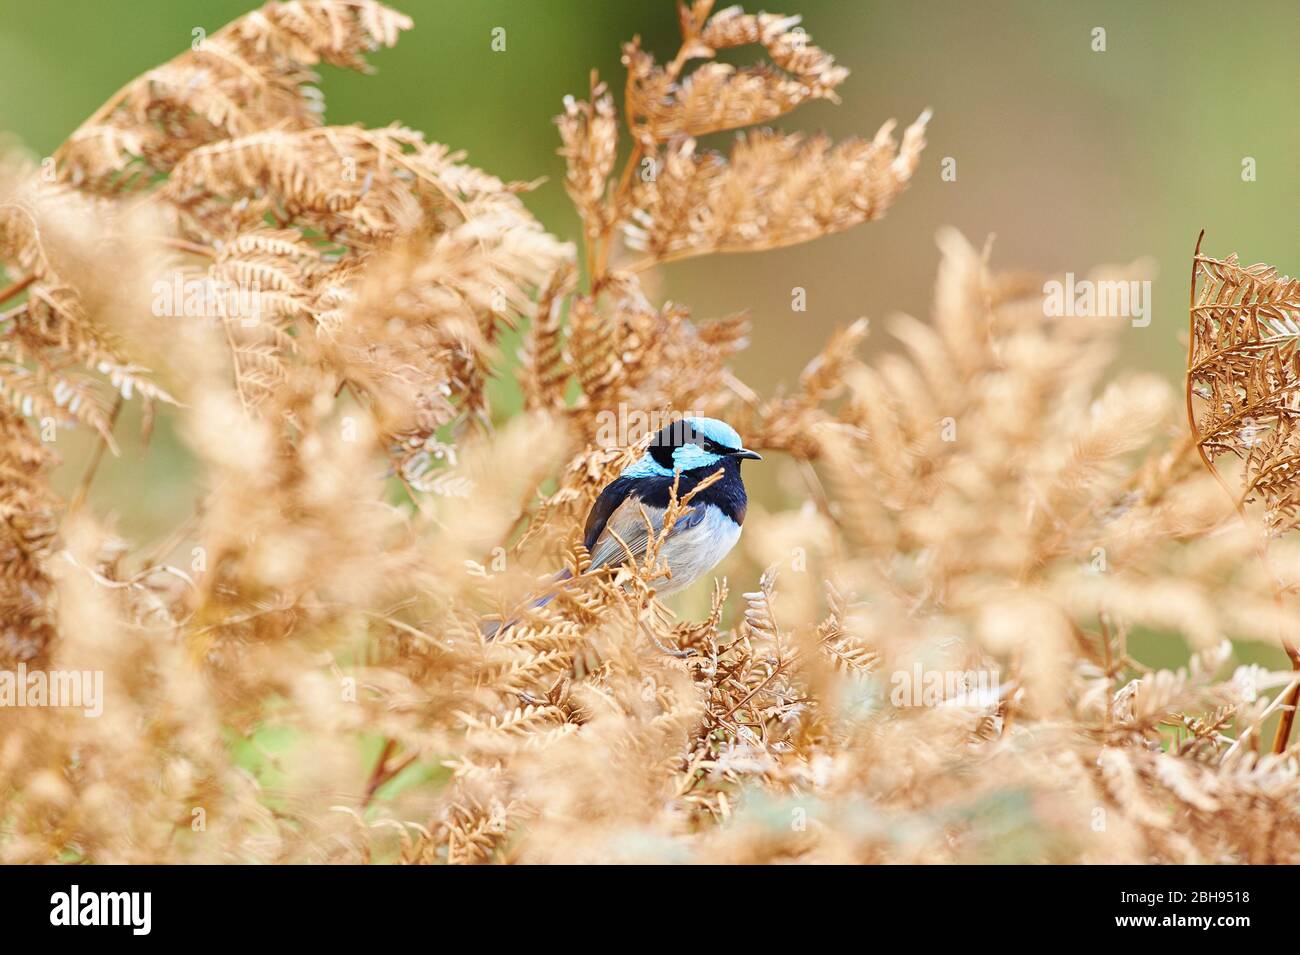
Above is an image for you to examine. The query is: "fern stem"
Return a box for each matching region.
[0,273,35,307]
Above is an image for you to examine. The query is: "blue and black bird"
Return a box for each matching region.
[488,417,760,635]
[580,416,761,595]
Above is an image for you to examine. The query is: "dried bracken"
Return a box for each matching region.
[55,0,413,193]
[1187,234,1300,752]
[1,0,1297,867]
[1188,236,1300,531]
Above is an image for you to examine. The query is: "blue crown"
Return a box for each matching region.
[682,416,743,450]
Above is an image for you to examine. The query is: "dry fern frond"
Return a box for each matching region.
[557,1,927,287]
[1,164,175,449]
[623,120,928,267]
[56,0,412,192]
[557,78,618,245]
[0,410,60,667]
[1188,237,1300,531]
[1186,236,1300,751]
[161,125,472,245]
[623,3,847,143]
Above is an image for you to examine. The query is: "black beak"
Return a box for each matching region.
[731,448,762,461]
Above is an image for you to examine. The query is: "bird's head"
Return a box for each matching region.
[622,416,761,477]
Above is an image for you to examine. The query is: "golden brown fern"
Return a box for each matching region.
[55,0,412,193]
[1187,236,1300,530]
[1187,234,1300,752]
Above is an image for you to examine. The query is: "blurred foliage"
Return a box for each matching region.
[1,1,1295,674]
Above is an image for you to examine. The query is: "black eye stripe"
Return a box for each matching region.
[648,442,676,468]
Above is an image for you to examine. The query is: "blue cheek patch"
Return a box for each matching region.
[672,444,723,471]
[622,454,674,478]
[621,444,723,478]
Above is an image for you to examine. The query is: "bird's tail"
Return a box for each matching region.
[481,568,573,640]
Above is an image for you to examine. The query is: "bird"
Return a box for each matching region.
[487,417,760,635]
[580,416,761,595]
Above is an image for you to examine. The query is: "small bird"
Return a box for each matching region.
[488,417,760,635]
[580,416,760,595]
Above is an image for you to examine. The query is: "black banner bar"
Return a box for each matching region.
[0,865,1279,941]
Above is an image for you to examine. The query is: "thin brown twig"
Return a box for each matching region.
[361,739,419,808]
[0,273,36,307]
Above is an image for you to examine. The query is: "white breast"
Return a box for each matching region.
[655,504,742,595]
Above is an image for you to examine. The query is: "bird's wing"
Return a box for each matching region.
[583,477,635,553]
[589,494,660,571]
[587,493,708,573]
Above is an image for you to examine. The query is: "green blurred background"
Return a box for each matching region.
[1,0,1296,583]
